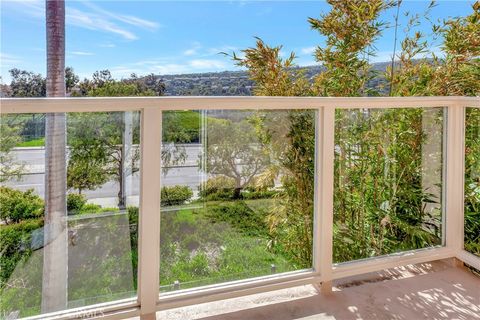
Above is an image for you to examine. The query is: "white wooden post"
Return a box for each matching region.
[314,107,335,293]
[138,108,162,319]
[445,102,465,256]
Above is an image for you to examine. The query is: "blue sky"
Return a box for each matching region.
[0,0,476,82]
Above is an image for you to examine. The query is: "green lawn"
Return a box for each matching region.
[1,198,298,318]
[159,202,295,291]
[16,138,45,147]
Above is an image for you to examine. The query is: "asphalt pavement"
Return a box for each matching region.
[3,144,206,207]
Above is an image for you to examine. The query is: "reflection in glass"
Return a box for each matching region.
[333,108,444,263]
[159,110,316,292]
[0,112,139,318]
[465,107,480,256]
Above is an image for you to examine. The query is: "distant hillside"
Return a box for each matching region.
[157,61,393,96]
[0,61,395,98]
[159,70,254,96]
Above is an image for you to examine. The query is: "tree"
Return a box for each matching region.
[229,41,316,265]
[386,1,480,96]
[66,113,110,194]
[8,68,46,97]
[0,66,78,185]
[0,118,24,182]
[465,108,480,256]
[92,69,113,87]
[308,0,391,96]
[200,119,269,199]
[0,76,12,97]
[227,37,311,96]
[65,67,79,94]
[42,0,68,312]
[126,73,166,96]
[67,110,140,207]
[229,0,480,265]
[67,71,170,207]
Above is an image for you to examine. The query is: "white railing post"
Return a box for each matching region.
[138,108,162,319]
[314,107,335,293]
[445,101,465,256]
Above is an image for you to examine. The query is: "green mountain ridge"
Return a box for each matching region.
[157,61,394,96]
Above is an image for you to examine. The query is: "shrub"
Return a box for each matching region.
[198,176,278,201]
[0,218,44,286]
[79,203,101,213]
[242,190,278,200]
[204,201,269,237]
[126,206,139,286]
[67,193,87,213]
[198,176,236,200]
[161,185,193,206]
[0,187,44,224]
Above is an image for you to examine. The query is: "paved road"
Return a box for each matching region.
[3,144,206,206]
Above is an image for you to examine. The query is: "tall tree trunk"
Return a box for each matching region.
[42,0,67,313]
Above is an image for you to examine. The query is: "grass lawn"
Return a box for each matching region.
[16,138,45,147]
[159,202,296,291]
[1,198,298,317]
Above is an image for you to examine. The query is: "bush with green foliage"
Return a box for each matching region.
[198,176,278,201]
[67,193,87,213]
[159,205,293,290]
[0,116,25,182]
[198,176,236,200]
[161,185,193,206]
[0,187,44,224]
[465,108,480,256]
[241,190,278,200]
[0,218,44,286]
[163,111,201,143]
[204,201,269,237]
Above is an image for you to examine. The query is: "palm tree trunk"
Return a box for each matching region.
[42,0,67,313]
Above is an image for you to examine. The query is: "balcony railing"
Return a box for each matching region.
[0,96,479,320]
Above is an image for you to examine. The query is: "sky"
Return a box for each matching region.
[0,0,476,82]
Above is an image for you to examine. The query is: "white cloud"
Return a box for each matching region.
[99,43,116,48]
[3,0,44,18]
[81,1,160,31]
[114,15,160,31]
[66,7,138,40]
[183,42,202,56]
[301,46,316,55]
[151,59,227,75]
[153,64,190,75]
[207,45,238,55]
[297,59,316,67]
[109,67,142,79]
[5,0,160,41]
[0,53,22,66]
[182,44,238,58]
[110,58,229,78]
[70,51,94,56]
[190,59,226,69]
[183,49,197,56]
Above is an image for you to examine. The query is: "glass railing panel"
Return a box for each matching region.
[333,108,444,263]
[465,107,480,257]
[0,111,139,318]
[159,109,316,293]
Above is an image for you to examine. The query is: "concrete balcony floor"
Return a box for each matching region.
[140,259,480,320]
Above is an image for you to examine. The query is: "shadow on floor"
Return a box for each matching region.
[159,261,480,320]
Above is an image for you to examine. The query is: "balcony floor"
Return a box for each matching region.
[147,259,480,320]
